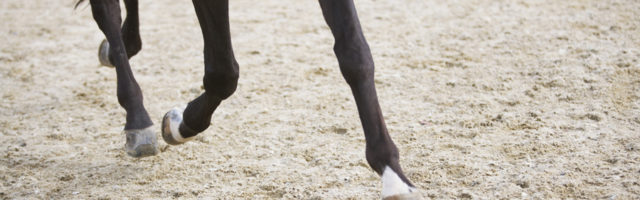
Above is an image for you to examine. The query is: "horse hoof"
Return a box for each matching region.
[124,126,158,158]
[383,192,422,200]
[382,166,421,200]
[98,39,114,67]
[162,107,194,145]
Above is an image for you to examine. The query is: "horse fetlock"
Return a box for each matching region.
[203,69,239,100]
[365,143,400,174]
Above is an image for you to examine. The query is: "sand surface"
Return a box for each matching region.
[1,0,639,199]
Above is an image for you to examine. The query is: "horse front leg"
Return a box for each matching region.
[162,0,239,145]
[319,0,420,199]
[90,0,157,158]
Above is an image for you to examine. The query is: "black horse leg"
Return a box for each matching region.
[319,0,418,199]
[162,0,238,144]
[90,0,157,157]
[122,0,142,58]
[98,0,142,66]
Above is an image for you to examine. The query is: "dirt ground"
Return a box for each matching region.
[1,0,639,199]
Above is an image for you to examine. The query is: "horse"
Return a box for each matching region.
[78,0,419,199]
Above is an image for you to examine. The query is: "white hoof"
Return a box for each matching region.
[382,166,420,200]
[161,107,194,145]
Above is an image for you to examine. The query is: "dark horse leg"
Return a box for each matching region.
[319,0,419,199]
[161,0,239,144]
[97,0,142,67]
[90,0,157,157]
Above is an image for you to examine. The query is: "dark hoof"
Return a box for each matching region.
[383,192,422,200]
[98,39,114,67]
[124,126,158,158]
[162,107,193,145]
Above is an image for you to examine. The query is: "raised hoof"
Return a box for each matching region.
[98,39,114,67]
[124,126,158,158]
[162,107,193,145]
[383,192,422,200]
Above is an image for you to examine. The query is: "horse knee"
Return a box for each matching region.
[203,61,239,100]
[333,41,375,86]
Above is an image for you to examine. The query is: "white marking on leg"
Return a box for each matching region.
[169,107,194,143]
[381,166,416,198]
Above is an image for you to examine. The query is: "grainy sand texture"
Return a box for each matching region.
[1,0,639,199]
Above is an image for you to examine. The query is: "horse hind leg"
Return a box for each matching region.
[90,0,157,157]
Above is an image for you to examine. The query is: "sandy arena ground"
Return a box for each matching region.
[1,0,639,199]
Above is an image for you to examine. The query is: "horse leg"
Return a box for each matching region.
[98,0,142,67]
[162,0,238,145]
[318,0,419,199]
[90,0,157,157]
